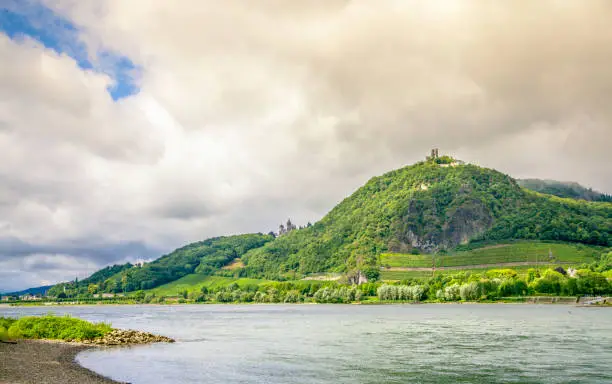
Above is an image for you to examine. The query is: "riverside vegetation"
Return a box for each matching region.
[0,315,174,345]
[32,255,612,305]
[134,261,612,304]
[31,155,611,305]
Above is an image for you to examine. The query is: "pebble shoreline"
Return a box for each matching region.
[0,330,175,383]
[0,339,120,383]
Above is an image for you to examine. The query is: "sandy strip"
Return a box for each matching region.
[0,340,121,384]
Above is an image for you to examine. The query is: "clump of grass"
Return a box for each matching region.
[0,317,16,341]
[5,315,112,341]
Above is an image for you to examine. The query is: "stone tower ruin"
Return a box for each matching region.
[428,148,439,161]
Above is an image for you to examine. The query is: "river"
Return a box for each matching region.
[1,304,611,383]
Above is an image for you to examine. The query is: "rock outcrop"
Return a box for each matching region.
[82,330,175,346]
[398,197,494,253]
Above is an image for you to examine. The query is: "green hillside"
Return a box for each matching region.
[152,242,604,288]
[48,233,273,297]
[242,160,611,279]
[150,275,270,297]
[518,179,612,202]
[47,156,612,298]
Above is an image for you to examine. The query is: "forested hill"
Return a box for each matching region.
[47,157,611,294]
[2,285,53,296]
[518,179,612,202]
[47,234,273,297]
[242,159,611,278]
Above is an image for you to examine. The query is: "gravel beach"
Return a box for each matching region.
[0,340,121,384]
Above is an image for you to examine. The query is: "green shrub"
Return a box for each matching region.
[498,279,528,297]
[283,290,302,303]
[459,282,480,301]
[8,326,23,339]
[0,316,16,330]
[486,269,518,279]
[0,326,8,341]
[314,286,361,303]
[215,291,233,303]
[443,284,461,301]
[363,267,380,281]
[7,315,112,341]
[376,284,425,301]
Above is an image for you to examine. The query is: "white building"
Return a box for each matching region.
[19,294,42,301]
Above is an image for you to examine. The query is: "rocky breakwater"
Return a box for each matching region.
[82,329,175,346]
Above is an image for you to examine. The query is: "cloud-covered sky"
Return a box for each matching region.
[1,0,611,292]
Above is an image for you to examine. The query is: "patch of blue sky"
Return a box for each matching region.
[0,1,139,100]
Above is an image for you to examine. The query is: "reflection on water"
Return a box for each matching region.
[2,304,611,383]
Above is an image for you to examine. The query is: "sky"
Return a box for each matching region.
[1,0,611,292]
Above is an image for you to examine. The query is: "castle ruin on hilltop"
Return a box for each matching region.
[426,148,465,167]
[278,218,297,236]
[429,148,439,160]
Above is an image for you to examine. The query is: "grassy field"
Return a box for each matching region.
[380,270,434,280]
[149,275,269,296]
[378,254,434,268]
[380,242,602,269]
[148,274,344,296]
[380,264,561,281]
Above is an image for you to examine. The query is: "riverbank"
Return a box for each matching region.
[0,339,120,384]
[5,296,609,307]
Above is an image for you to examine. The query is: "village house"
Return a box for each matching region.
[93,293,116,299]
[19,294,42,301]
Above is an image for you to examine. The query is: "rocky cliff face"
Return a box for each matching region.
[396,201,493,252]
[442,199,494,247]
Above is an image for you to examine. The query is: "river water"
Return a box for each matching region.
[1,304,611,383]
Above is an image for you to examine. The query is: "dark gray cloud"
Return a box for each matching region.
[0,253,108,293]
[1,1,611,291]
[0,237,158,262]
[0,236,160,291]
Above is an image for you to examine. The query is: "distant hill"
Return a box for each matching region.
[518,179,612,202]
[2,285,53,297]
[49,155,612,296]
